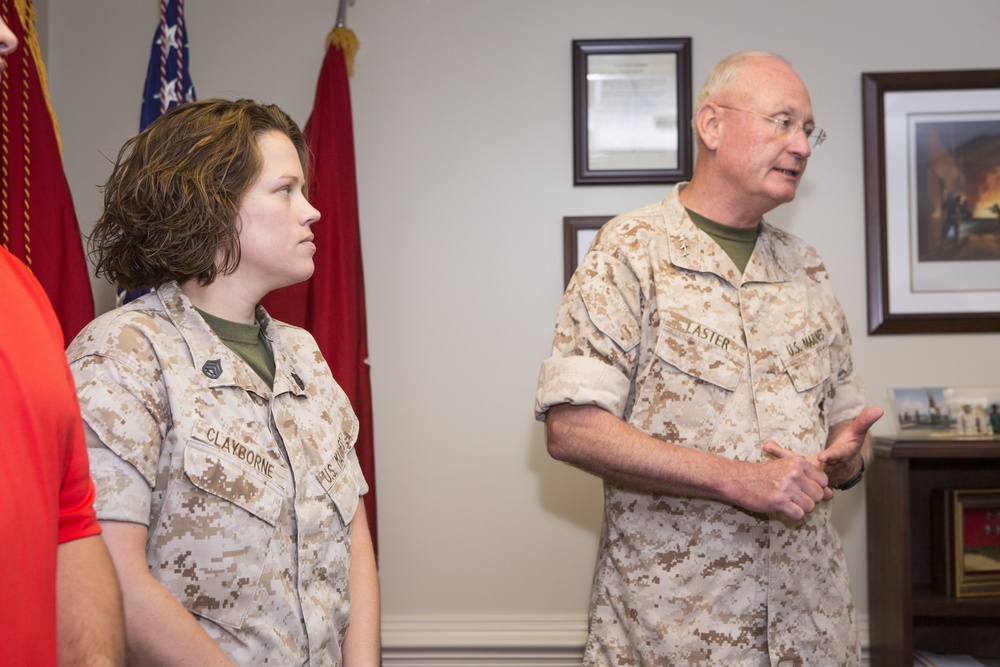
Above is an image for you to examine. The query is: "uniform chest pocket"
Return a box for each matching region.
[316,455,361,526]
[773,340,833,446]
[630,324,745,445]
[781,344,831,393]
[652,324,744,391]
[183,439,287,523]
[149,437,288,629]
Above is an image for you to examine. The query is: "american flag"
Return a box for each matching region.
[141,0,196,130]
[120,0,196,305]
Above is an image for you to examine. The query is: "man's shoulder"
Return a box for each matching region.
[759,221,826,266]
[598,198,674,245]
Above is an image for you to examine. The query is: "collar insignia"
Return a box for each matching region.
[202,359,223,379]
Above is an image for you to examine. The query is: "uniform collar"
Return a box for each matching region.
[661,184,793,285]
[154,281,308,398]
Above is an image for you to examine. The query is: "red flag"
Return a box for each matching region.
[0,0,94,345]
[262,27,377,553]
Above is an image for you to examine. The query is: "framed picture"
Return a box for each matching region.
[572,37,692,185]
[563,216,611,285]
[862,69,1000,334]
[932,489,1000,598]
[889,387,952,437]
[888,386,1000,438]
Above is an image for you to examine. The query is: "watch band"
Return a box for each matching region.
[833,458,865,491]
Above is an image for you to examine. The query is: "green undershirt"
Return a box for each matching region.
[684,207,759,274]
[196,308,276,388]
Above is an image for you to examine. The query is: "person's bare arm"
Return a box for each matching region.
[56,534,126,667]
[98,521,235,667]
[545,403,832,521]
[342,502,381,667]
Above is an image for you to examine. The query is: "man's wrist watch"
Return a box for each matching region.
[833,458,865,491]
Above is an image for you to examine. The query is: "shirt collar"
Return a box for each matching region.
[661,184,793,284]
[154,281,308,398]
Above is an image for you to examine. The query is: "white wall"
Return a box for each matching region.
[45,0,1000,650]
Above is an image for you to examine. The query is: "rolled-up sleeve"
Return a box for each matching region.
[535,246,643,421]
[69,322,167,526]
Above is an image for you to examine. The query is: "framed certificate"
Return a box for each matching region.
[572,38,692,185]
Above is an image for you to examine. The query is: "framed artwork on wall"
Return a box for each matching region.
[563,216,610,285]
[862,69,1000,334]
[572,37,692,185]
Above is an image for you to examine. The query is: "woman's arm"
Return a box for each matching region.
[342,502,381,666]
[99,521,235,667]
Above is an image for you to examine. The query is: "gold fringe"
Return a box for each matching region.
[12,0,61,153]
[326,26,359,76]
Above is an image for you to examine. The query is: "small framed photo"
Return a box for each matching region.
[932,489,1000,598]
[572,37,692,185]
[862,69,1000,334]
[563,216,610,285]
[889,387,952,437]
[888,386,1000,438]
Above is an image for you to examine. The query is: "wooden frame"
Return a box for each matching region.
[933,489,1000,598]
[862,69,1000,334]
[563,216,610,285]
[572,38,692,185]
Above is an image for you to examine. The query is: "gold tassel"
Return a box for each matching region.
[12,0,62,153]
[326,26,359,76]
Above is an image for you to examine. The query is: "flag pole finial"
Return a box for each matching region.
[336,0,353,28]
[328,0,359,76]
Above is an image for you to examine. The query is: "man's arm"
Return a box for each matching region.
[56,534,125,667]
[342,502,381,667]
[98,521,235,667]
[545,403,832,521]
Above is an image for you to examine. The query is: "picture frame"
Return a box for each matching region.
[932,489,1000,598]
[572,37,692,185]
[861,69,1000,334]
[888,386,1000,439]
[563,216,611,285]
[889,387,952,437]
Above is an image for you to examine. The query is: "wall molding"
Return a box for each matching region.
[382,614,871,666]
[382,615,586,667]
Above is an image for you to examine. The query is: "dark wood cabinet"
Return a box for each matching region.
[866,437,1000,666]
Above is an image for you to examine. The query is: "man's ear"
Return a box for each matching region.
[694,103,722,152]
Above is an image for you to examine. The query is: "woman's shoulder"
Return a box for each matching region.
[68,295,177,364]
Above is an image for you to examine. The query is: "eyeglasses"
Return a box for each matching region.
[716,105,827,148]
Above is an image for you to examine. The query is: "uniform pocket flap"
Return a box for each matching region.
[654,324,744,391]
[782,345,831,392]
[183,439,286,526]
[317,457,361,525]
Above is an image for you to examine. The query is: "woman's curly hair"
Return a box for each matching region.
[90,98,309,290]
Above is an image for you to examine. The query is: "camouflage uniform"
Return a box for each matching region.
[535,185,869,666]
[68,281,368,666]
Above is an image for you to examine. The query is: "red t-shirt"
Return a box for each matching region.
[0,247,100,666]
